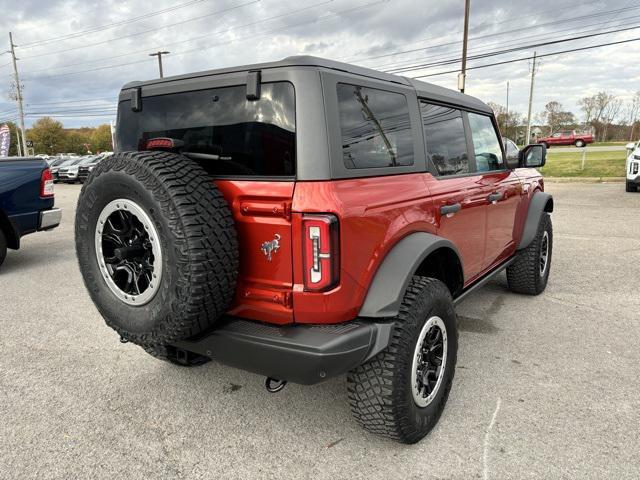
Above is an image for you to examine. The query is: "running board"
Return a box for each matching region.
[453,257,515,306]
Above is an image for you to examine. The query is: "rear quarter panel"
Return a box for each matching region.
[0,158,53,237]
[291,173,436,323]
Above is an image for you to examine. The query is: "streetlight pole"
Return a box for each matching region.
[8,32,27,156]
[149,51,170,78]
[458,0,471,93]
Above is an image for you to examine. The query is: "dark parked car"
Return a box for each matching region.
[77,153,111,183]
[0,157,62,268]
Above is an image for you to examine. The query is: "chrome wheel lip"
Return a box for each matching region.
[539,230,550,277]
[411,315,448,408]
[95,199,162,306]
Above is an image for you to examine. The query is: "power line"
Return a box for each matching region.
[384,24,640,74]
[411,36,640,79]
[19,0,212,48]
[22,0,385,80]
[26,97,115,106]
[369,15,630,72]
[20,0,263,61]
[343,0,607,64]
[21,0,329,71]
[353,2,640,66]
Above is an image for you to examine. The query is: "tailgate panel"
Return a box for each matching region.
[215,180,295,324]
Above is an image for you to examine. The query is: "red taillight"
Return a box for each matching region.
[145,137,184,150]
[40,168,54,198]
[302,214,340,292]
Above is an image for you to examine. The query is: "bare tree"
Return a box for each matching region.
[624,91,640,141]
[578,96,597,124]
[540,101,576,134]
[579,92,620,141]
[487,101,522,139]
[601,97,622,142]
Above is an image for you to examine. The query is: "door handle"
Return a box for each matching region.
[487,192,503,203]
[440,203,462,216]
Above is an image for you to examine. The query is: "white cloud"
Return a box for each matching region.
[0,0,638,127]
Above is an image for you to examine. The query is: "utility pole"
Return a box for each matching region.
[149,51,170,78]
[458,0,471,93]
[15,127,22,156]
[505,81,510,138]
[8,32,27,156]
[525,51,538,145]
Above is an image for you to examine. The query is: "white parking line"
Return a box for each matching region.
[483,397,502,480]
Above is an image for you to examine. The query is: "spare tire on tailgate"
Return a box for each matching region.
[75,151,239,346]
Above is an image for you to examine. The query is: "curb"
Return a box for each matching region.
[544,177,626,183]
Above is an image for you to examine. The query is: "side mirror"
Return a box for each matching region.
[626,142,636,152]
[506,155,519,170]
[519,143,546,168]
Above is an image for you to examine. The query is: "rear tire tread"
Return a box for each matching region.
[76,151,239,346]
[347,277,457,444]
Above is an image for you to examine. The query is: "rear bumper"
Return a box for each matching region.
[39,208,62,231]
[171,317,394,385]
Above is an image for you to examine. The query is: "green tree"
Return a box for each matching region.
[27,117,65,155]
[540,101,576,135]
[62,132,90,155]
[90,124,113,152]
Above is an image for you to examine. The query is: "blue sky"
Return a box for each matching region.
[1,0,639,128]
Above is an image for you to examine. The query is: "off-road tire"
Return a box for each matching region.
[75,151,239,347]
[0,229,7,268]
[347,277,458,444]
[626,181,638,193]
[507,213,552,295]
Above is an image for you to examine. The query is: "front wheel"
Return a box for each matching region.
[574,139,585,147]
[507,213,553,295]
[626,181,638,193]
[347,277,458,444]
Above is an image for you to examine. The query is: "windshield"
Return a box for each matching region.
[116,82,296,177]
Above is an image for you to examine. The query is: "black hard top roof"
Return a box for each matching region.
[122,55,491,113]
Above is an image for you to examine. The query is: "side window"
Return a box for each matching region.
[467,113,504,172]
[420,102,470,176]
[337,83,414,169]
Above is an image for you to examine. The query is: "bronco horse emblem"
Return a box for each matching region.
[261,234,281,261]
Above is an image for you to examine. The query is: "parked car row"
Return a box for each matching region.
[47,153,112,184]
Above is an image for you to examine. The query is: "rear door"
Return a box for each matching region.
[420,101,487,283]
[467,112,523,269]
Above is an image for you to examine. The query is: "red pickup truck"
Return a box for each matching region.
[537,130,594,148]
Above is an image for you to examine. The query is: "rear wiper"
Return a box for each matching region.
[181,152,220,161]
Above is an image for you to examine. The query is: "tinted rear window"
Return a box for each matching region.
[116,82,295,176]
[337,83,414,169]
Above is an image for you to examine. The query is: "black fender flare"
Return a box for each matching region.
[358,232,462,318]
[518,191,554,250]
[0,209,20,250]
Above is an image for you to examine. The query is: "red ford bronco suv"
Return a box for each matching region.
[75,56,553,444]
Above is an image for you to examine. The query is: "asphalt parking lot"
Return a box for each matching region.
[1,182,639,480]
